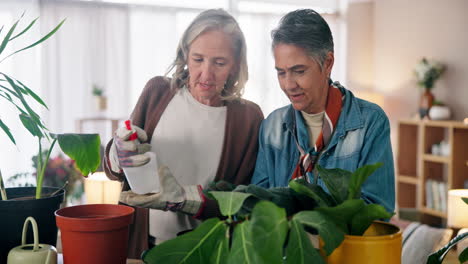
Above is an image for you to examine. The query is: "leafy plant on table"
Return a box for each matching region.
[427,197,468,264]
[142,162,393,263]
[0,14,101,199]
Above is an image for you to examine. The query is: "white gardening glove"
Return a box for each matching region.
[108,124,152,173]
[119,166,204,215]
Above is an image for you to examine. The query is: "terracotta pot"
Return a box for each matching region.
[320,221,402,264]
[55,204,134,264]
[0,187,64,263]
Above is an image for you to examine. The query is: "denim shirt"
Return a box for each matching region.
[251,83,395,213]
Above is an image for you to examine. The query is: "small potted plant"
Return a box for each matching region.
[414,57,446,119]
[0,15,101,262]
[141,162,401,264]
[92,84,107,112]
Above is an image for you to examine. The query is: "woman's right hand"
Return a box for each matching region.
[108,124,152,173]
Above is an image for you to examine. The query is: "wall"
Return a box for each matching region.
[374,0,468,124]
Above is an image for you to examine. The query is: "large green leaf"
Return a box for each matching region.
[56,134,100,176]
[210,191,252,217]
[0,118,15,144]
[347,162,383,200]
[249,201,288,264]
[143,218,228,264]
[228,220,259,264]
[316,165,351,204]
[293,210,344,256]
[285,219,325,264]
[289,179,336,207]
[210,233,229,264]
[462,197,468,204]
[349,203,394,236]
[315,199,365,234]
[426,232,468,264]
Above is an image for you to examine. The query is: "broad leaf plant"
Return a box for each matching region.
[0,14,100,199]
[143,162,394,263]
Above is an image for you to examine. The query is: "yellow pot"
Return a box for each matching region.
[320,221,402,264]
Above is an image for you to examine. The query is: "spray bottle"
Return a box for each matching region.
[122,120,160,194]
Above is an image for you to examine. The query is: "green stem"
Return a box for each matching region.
[35,138,57,199]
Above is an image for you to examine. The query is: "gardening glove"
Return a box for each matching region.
[108,124,152,173]
[119,165,204,215]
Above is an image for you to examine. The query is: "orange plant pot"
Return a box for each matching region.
[55,204,134,264]
[320,221,402,264]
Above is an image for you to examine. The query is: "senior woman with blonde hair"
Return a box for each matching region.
[103,9,263,256]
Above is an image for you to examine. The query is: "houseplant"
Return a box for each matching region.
[92,83,107,112]
[141,162,399,263]
[0,14,101,261]
[414,57,446,118]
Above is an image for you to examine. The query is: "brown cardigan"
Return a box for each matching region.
[104,76,263,257]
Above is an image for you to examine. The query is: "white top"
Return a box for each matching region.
[301,111,324,148]
[149,87,227,242]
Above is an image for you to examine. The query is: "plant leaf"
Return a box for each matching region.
[17,80,48,109]
[0,118,15,144]
[460,246,468,263]
[57,134,100,176]
[349,203,394,236]
[293,210,345,256]
[228,220,259,264]
[285,219,325,264]
[249,201,288,264]
[19,113,43,138]
[289,179,336,207]
[210,232,229,264]
[462,197,468,205]
[0,18,19,55]
[426,232,468,264]
[9,17,38,41]
[315,199,366,234]
[0,19,66,63]
[317,165,351,204]
[210,191,252,217]
[142,218,227,264]
[347,162,383,200]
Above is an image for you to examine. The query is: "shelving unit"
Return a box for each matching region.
[397,119,468,226]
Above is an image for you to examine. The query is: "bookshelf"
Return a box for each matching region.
[397,120,468,226]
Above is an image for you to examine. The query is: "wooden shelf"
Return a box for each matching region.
[397,119,468,225]
[397,175,419,185]
[419,206,447,218]
[422,154,450,164]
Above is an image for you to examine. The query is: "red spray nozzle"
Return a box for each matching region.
[125,120,138,141]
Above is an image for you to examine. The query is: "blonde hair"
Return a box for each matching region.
[166,9,248,100]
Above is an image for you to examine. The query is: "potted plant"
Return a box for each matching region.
[141,162,400,264]
[414,57,446,119]
[92,83,107,112]
[0,15,101,262]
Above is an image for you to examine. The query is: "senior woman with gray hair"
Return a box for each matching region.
[103,9,263,256]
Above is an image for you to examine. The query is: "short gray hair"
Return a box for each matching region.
[167,9,248,100]
[271,9,334,69]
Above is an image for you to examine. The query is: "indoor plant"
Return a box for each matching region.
[0,14,101,261]
[414,57,446,118]
[141,162,399,263]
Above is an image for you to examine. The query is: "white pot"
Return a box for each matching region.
[429,105,451,120]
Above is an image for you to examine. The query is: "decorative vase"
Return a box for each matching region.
[0,187,64,263]
[320,221,402,264]
[55,204,134,264]
[94,96,107,111]
[419,88,435,119]
[429,105,451,120]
